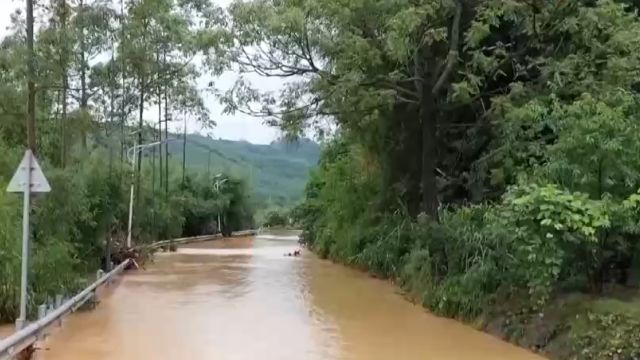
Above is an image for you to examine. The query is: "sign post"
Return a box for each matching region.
[7,150,51,330]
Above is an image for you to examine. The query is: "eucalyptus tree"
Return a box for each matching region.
[66,0,116,150]
[114,0,221,229]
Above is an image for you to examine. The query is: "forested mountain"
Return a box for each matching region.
[168,135,320,207]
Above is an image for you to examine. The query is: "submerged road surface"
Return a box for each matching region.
[41,234,544,360]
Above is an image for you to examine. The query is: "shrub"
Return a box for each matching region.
[400,205,513,319]
[353,213,416,278]
[571,311,640,359]
[263,210,287,227]
[502,184,610,305]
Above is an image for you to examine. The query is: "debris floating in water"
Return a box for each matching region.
[284,249,302,257]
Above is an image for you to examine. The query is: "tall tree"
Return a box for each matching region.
[27,0,37,151]
[58,0,69,166]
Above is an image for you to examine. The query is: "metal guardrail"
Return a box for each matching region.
[0,258,131,359]
[145,234,223,250]
[140,230,257,251]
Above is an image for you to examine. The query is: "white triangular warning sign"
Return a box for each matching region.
[7,150,51,193]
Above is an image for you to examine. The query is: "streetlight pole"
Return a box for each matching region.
[214,175,228,234]
[126,139,173,248]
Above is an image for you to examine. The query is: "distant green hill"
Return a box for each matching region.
[167,134,320,207]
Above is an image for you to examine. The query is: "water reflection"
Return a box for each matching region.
[40,235,544,360]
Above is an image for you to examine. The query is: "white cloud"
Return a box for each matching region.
[0,0,281,145]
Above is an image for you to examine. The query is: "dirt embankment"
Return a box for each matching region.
[480,289,640,359]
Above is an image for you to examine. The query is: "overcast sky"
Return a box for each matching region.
[0,0,281,144]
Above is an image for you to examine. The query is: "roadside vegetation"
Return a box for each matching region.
[221,0,640,358]
[0,0,254,323]
[2,0,640,357]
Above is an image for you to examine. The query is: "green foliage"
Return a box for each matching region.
[498,91,640,199]
[262,210,288,227]
[571,311,640,359]
[298,138,379,260]
[0,188,22,321]
[353,213,415,278]
[401,206,513,320]
[502,184,610,305]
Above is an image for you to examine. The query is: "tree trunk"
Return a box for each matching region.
[380,103,421,217]
[163,51,169,199]
[120,0,126,165]
[108,57,115,176]
[164,105,169,198]
[417,0,462,220]
[26,0,36,152]
[60,0,68,167]
[152,126,156,195]
[136,72,145,208]
[420,85,439,221]
[79,0,88,149]
[182,117,187,187]
[157,66,163,189]
[151,122,156,237]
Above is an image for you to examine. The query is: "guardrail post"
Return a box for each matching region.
[55,294,63,326]
[37,304,46,320]
[37,304,46,340]
[108,262,114,284]
[94,270,104,303]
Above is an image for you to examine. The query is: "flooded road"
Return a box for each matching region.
[41,235,544,360]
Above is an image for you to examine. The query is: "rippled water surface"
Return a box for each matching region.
[41,235,544,360]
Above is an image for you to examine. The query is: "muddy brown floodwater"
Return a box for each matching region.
[39,234,545,360]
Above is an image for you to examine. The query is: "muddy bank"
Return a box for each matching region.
[481,292,640,359]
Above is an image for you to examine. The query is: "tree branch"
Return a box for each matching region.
[432,0,463,95]
[234,96,322,119]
